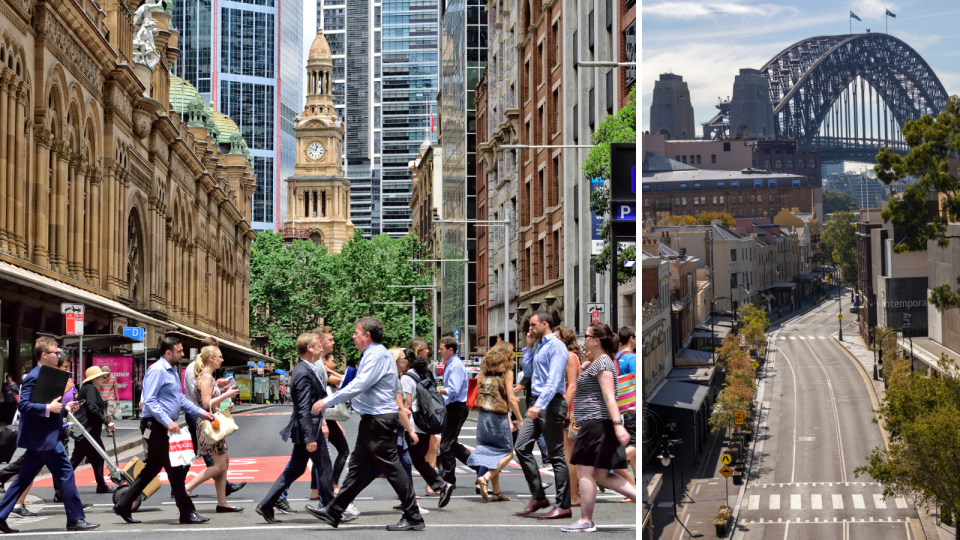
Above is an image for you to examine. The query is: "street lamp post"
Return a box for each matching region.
[373,299,417,340]
[875,328,898,382]
[409,257,469,361]
[390,282,439,367]
[837,276,844,341]
[657,435,680,522]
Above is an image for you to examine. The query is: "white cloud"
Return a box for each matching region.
[643,2,798,18]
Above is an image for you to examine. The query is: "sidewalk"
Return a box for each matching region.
[831,333,947,540]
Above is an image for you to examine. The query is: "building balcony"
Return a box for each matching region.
[643,297,664,323]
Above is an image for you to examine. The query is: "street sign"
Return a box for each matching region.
[247,361,255,368]
[734,411,744,425]
[720,454,732,465]
[588,303,604,323]
[733,425,742,434]
[590,178,605,255]
[613,202,636,221]
[751,361,760,370]
[453,327,461,343]
[60,303,84,315]
[66,312,84,335]
[719,465,733,478]
[591,311,600,323]
[123,327,145,341]
[838,314,843,319]
[257,361,264,375]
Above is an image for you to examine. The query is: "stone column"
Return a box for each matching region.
[66,155,79,278]
[88,168,102,283]
[4,81,15,254]
[103,166,117,291]
[0,75,9,252]
[54,143,70,274]
[32,128,52,267]
[74,156,87,281]
[13,88,27,258]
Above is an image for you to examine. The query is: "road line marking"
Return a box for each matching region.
[833,494,844,509]
[748,495,759,510]
[770,494,781,510]
[779,347,800,484]
[812,494,822,509]
[896,497,908,508]
[790,336,797,340]
[874,494,887,509]
[791,494,801,509]
[853,494,865,509]
[800,338,847,482]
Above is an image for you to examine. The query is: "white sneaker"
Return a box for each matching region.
[417,504,429,515]
[343,503,360,517]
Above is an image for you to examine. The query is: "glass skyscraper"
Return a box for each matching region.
[439,0,485,353]
[318,0,438,239]
[172,0,302,231]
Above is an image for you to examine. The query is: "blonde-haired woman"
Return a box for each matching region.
[467,341,523,501]
[184,346,241,512]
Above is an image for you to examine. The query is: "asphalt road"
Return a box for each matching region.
[6,407,637,538]
[737,294,922,540]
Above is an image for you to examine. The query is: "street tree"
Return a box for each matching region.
[821,211,858,284]
[876,95,960,311]
[250,230,435,367]
[697,211,735,228]
[856,354,960,538]
[587,86,636,285]
[737,303,770,354]
[823,190,861,214]
[656,215,699,227]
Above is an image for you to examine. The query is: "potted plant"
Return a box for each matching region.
[714,506,732,536]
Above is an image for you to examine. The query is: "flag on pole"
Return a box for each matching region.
[431,113,435,134]
[293,179,297,195]
[886,8,896,17]
[850,10,861,21]
[861,171,867,183]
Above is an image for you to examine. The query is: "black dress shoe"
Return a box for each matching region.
[11,506,37,517]
[0,518,18,534]
[225,481,247,496]
[438,483,454,509]
[305,505,339,528]
[53,492,62,503]
[0,482,5,493]
[274,499,297,514]
[82,503,93,509]
[386,515,426,531]
[216,505,244,513]
[179,512,210,524]
[67,519,100,531]
[113,506,141,524]
[97,485,117,494]
[255,505,282,524]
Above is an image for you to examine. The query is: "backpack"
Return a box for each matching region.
[403,371,446,435]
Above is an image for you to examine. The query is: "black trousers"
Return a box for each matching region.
[261,432,335,509]
[406,431,444,492]
[514,394,569,508]
[326,420,350,487]
[116,418,195,517]
[438,401,472,486]
[327,414,418,520]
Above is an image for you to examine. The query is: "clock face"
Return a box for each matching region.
[306,142,325,160]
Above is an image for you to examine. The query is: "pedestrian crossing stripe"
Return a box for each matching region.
[741,493,908,511]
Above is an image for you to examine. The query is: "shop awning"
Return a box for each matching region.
[668,366,715,383]
[645,379,710,417]
[0,260,174,330]
[172,323,271,363]
[771,282,797,289]
[59,334,143,352]
[796,272,818,280]
[674,348,714,366]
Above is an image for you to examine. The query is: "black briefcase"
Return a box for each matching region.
[0,425,17,463]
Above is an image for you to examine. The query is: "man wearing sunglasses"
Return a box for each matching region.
[0,337,98,533]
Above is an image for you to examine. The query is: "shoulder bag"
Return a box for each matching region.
[324,385,352,422]
[201,405,239,443]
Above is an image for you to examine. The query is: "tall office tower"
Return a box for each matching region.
[439,0,486,354]
[172,0,302,231]
[318,0,438,238]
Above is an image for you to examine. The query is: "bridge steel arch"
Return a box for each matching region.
[759,34,948,158]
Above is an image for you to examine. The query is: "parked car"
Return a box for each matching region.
[849,305,859,313]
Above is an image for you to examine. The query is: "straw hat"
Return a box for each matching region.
[82,366,109,385]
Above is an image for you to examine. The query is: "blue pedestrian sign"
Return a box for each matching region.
[123,327,145,341]
[453,328,461,342]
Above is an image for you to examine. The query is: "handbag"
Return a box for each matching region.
[201,408,239,443]
[567,409,580,440]
[168,430,196,467]
[324,385,352,422]
[466,377,478,409]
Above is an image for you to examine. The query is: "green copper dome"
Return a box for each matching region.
[169,75,202,117]
[169,75,251,161]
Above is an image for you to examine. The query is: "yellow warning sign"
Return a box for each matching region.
[751,361,759,370]
[720,454,732,465]
[719,465,733,478]
[734,411,744,425]
[838,314,843,319]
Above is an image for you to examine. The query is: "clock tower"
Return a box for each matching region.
[281,29,354,252]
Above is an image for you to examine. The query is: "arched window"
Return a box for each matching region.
[809,159,815,169]
[786,159,793,168]
[764,160,771,170]
[775,160,782,169]
[798,159,805,169]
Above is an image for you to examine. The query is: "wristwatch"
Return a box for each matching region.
[612,420,624,425]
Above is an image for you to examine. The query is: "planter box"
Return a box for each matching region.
[715,522,728,537]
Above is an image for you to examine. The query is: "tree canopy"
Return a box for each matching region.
[697,211,735,228]
[250,230,435,368]
[587,86,637,285]
[656,215,699,227]
[821,211,858,284]
[823,189,861,215]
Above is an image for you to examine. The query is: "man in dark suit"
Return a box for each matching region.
[256,332,335,523]
[0,337,99,534]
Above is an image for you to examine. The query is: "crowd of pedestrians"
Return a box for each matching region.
[0,314,636,534]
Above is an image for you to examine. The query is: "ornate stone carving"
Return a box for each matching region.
[106,84,132,123]
[132,107,153,139]
[132,0,163,70]
[34,126,52,146]
[44,14,104,93]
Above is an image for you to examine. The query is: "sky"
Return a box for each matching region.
[303,0,318,63]
[640,0,960,135]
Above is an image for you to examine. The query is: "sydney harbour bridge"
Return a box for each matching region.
[709,33,949,163]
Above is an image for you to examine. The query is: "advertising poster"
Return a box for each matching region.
[91,356,134,400]
[234,374,252,401]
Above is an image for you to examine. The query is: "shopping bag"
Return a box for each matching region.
[466,377,478,409]
[201,410,239,443]
[323,385,351,422]
[168,430,196,467]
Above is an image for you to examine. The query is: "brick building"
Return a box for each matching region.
[618,0,636,108]
[641,167,814,223]
[749,140,823,218]
[642,133,754,171]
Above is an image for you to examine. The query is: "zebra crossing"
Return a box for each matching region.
[779,335,829,340]
[744,492,908,511]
